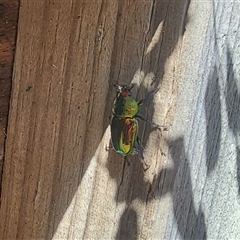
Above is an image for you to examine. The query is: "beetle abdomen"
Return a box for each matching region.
[111,117,138,156]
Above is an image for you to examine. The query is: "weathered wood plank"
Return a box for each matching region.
[163,1,240,239]
[1,0,240,239]
[0,0,120,239]
[0,1,19,189]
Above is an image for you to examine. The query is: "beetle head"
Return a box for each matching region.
[114,84,134,97]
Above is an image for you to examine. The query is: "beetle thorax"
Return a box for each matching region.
[113,95,139,118]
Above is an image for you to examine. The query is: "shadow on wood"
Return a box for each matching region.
[0,1,19,189]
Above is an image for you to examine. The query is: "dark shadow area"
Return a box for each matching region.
[237,148,240,195]
[137,0,191,147]
[0,1,19,196]
[107,148,149,238]
[225,48,239,133]
[151,138,206,239]
[169,138,206,239]
[225,47,240,194]
[205,67,221,174]
[140,0,190,81]
[116,207,138,240]
[105,0,192,238]
[204,3,222,175]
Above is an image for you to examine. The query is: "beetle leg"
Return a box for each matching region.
[136,136,144,159]
[138,87,160,105]
[135,115,158,127]
[105,145,113,151]
[135,115,159,127]
[135,115,168,131]
[131,145,150,171]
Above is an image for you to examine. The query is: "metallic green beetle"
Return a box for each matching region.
[110,84,162,167]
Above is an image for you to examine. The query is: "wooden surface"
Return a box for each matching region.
[0,0,240,239]
[0,1,19,189]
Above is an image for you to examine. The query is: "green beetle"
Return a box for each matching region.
[110,84,163,168]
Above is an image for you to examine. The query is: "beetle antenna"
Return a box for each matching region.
[129,83,135,91]
[135,115,160,128]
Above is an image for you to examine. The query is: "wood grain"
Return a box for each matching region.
[1,0,240,239]
[0,1,19,190]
